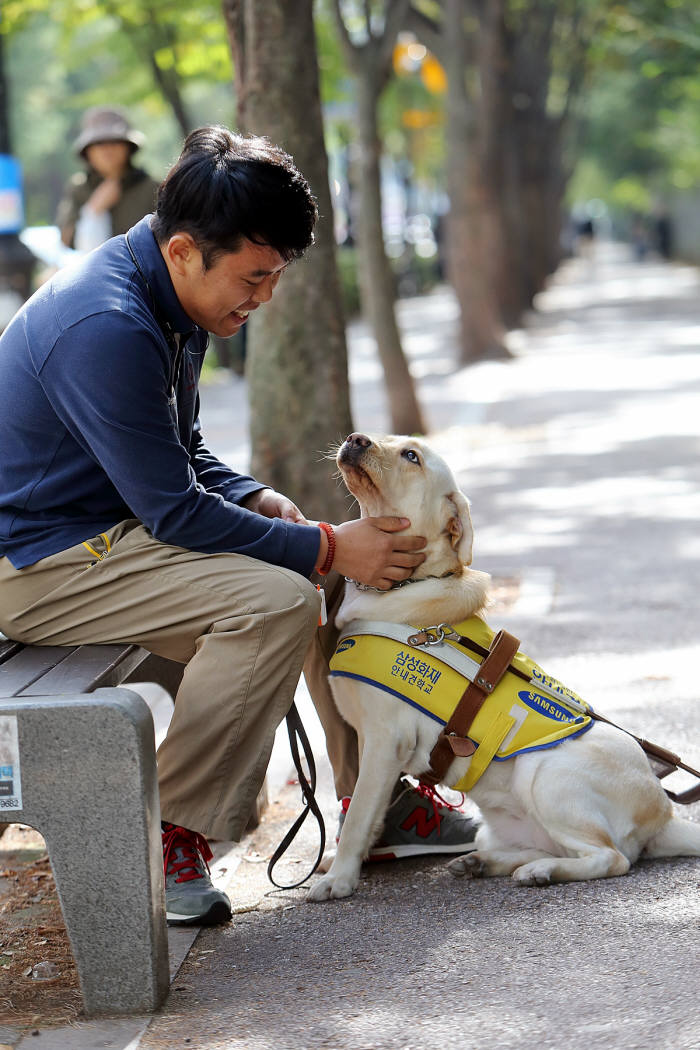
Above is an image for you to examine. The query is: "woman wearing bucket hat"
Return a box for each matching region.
[56,106,161,251]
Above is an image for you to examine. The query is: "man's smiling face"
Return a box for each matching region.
[164,235,288,338]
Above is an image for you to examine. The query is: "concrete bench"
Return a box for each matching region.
[0,635,184,1015]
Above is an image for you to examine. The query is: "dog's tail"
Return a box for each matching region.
[643,815,700,858]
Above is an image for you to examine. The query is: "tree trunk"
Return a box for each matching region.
[332,0,425,435]
[411,0,582,334]
[353,74,426,435]
[222,0,353,523]
[500,0,594,310]
[507,4,560,307]
[477,0,528,328]
[444,0,506,364]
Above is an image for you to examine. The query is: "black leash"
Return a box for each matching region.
[267,702,326,889]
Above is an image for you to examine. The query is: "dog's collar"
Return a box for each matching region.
[345,572,456,593]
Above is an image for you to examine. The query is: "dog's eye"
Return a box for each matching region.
[402,448,421,465]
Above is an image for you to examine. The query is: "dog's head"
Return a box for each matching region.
[336,433,474,577]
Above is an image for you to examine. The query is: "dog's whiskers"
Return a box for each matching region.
[322,442,343,463]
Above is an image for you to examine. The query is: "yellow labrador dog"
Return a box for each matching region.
[308,433,700,901]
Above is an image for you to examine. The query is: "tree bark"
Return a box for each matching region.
[353,72,427,434]
[411,0,592,338]
[0,32,10,154]
[500,1,598,310]
[505,2,560,309]
[443,0,506,363]
[476,0,523,329]
[222,0,354,522]
[333,0,426,435]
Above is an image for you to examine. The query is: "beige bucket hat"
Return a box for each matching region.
[73,107,145,157]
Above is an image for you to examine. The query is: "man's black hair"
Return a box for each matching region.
[151,125,317,268]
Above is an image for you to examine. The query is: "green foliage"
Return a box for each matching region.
[4,1,233,224]
[5,0,700,253]
[570,1,700,216]
[315,0,352,103]
[609,177,653,214]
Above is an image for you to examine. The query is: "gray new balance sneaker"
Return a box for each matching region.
[162,821,232,926]
[338,778,479,860]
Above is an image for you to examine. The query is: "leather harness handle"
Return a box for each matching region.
[421,628,521,787]
[665,783,700,804]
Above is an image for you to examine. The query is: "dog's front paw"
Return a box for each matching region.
[447,852,486,879]
[307,871,359,902]
[512,860,553,886]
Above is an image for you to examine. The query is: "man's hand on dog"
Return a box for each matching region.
[243,488,425,588]
[319,517,426,589]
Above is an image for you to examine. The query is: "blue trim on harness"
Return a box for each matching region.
[490,719,594,759]
[330,669,596,758]
[329,670,446,724]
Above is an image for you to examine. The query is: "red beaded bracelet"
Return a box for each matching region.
[317,522,336,576]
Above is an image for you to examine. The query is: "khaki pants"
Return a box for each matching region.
[0,520,358,840]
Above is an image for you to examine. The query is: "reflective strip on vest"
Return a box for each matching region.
[329,615,593,788]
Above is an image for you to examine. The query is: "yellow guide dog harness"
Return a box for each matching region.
[330,616,594,792]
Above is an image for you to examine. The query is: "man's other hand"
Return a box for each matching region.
[243,487,307,524]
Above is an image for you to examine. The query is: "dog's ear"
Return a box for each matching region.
[445,490,473,565]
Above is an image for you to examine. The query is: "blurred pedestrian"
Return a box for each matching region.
[56,106,160,252]
[576,216,595,259]
[654,209,673,260]
[631,213,650,261]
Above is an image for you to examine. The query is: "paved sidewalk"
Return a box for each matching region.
[4,242,700,1048]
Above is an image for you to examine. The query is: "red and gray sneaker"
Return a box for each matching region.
[337,778,479,861]
[162,821,232,926]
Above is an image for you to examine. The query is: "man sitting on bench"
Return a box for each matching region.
[0,125,477,926]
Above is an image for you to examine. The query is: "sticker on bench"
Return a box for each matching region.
[0,716,22,810]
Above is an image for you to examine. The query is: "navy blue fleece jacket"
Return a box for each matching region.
[0,215,321,573]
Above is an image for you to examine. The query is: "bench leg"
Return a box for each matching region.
[126,653,184,702]
[2,689,169,1015]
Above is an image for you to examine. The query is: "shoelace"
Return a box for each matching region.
[162,822,213,883]
[340,783,465,834]
[413,781,466,833]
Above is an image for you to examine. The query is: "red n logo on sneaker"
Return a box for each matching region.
[401,806,439,838]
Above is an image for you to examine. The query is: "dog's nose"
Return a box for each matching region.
[345,433,372,449]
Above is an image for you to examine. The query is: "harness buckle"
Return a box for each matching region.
[407,623,458,647]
